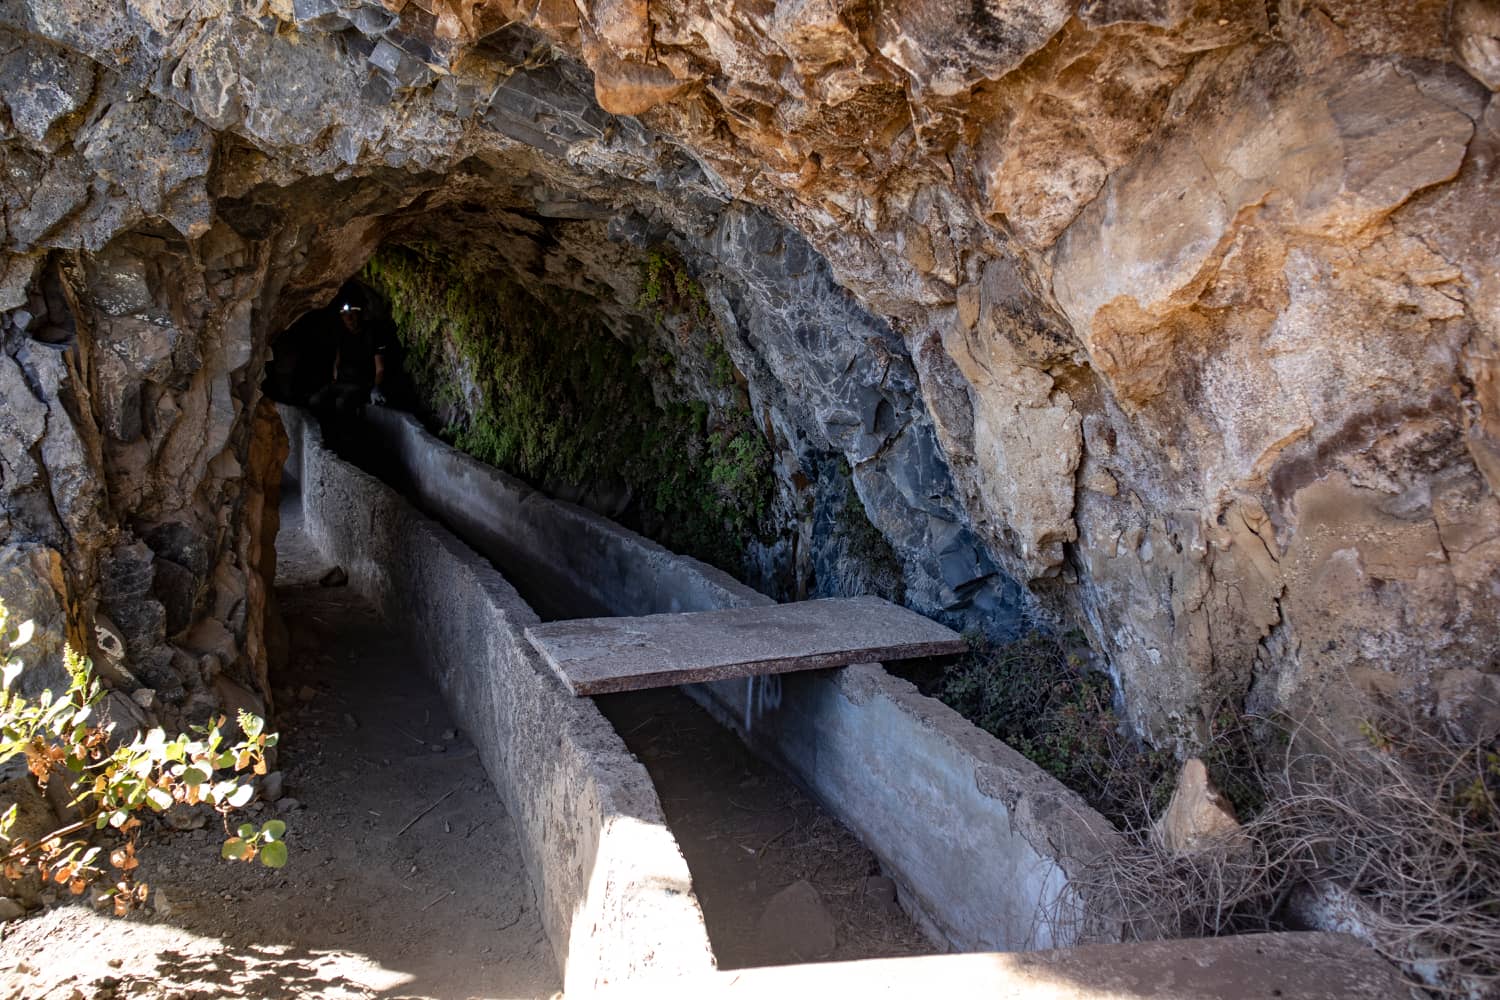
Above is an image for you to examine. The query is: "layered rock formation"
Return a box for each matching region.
[0,0,1495,747]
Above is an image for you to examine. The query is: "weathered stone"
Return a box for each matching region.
[1435,670,1500,744]
[873,0,1073,98]
[0,32,95,148]
[1453,0,1500,90]
[757,880,836,961]
[100,690,152,746]
[1154,758,1242,855]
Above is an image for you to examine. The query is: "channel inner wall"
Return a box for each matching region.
[360,406,1123,951]
[280,406,715,991]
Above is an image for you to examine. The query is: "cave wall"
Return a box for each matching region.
[1,0,1496,748]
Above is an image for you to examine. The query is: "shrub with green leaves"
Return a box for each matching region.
[0,602,287,914]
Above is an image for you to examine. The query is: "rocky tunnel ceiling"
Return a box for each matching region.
[0,0,1496,748]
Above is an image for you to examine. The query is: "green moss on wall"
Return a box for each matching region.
[363,243,775,574]
[638,247,711,326]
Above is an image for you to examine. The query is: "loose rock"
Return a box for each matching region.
[164,807,208,832]
[757,879,837,961]
[1154,758,1242,855]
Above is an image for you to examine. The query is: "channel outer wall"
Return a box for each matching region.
[281,406,716,992]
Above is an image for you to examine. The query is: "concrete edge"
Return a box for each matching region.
[593,932,1416,999]
[279,407,715,992]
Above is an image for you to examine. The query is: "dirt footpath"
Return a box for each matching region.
[0,511,559,1000]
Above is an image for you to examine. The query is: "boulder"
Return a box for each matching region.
[1154,758,1242,855]
[757,879,837,961]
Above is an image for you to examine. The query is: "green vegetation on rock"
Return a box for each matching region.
[936,631,1174,828]
[364,244,774,573]
[0,601,285,915]
[638,247,712,326]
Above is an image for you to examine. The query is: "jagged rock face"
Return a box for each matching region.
[0,0,1495,745]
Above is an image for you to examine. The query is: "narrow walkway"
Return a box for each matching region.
[0,504,559,1000]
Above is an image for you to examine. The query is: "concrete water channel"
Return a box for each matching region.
[277,405,1411,997]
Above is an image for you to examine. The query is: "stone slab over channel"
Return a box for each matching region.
[598,932,1414,1000]
[525,595,967,695]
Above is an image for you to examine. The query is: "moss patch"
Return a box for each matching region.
[363,243,775,573]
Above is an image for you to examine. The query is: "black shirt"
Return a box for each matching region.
[334,325,387,386]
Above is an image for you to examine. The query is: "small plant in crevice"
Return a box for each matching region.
[0,602,287,915]
[704,339,737,389]
[638,247,712,330]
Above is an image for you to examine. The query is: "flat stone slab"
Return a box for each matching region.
[524,595,965,696]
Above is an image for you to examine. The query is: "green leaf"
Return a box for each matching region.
[2,659,21,692]
[261,819,286,841]
[0,802,17,838]
[107,810,130,829]
[238,711,264,739]
[180,766,207,787]
[258,841,288,869]
[237,823,256,839]
[221,837,248,860]
[145,787,173,812]
[227,784,254,808]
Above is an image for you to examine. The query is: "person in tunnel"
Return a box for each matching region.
[309,302,389,415]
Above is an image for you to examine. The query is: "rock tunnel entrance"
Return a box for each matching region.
[261,205,947,627]
[257,217,1048,967]
[280,399,1133,985]
[277,342,944,967]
